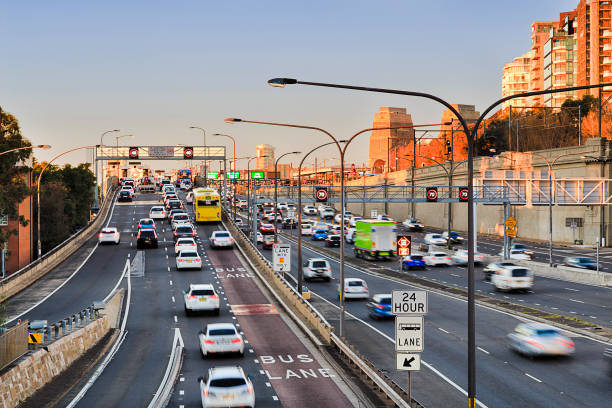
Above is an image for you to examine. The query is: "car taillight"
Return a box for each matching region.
[203,388,208,397]
[445,257,451,260]
[556,337,574,348]
[210,294,218,299]
[174,232,178,236]
[231,338,242,343]
[195,258,200,262]
[178,259,184,262]
[98,233,103,238]
[204,339,215,345]
[375,304,385,309]
[247,384,254,394]
[229,238,233,242]
[363,286,368,291]
[344,287,349,291]
[526,339,543,349]
[187,295,196,299]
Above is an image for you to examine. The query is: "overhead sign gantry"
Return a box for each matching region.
[96,145,226,161]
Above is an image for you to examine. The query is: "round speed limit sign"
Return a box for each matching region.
[315,188,328,202]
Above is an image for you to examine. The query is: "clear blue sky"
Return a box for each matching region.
[1,0,578,170]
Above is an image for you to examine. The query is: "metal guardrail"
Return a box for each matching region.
[30,303,103,344]
[0,320,29,370]
[147,328,184,408]
[0,185,118,300]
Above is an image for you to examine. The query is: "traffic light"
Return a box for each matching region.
[183,146,194,159]
[129,147,139,159]
[445,139,452,155]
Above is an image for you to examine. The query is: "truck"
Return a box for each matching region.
[354,220,397,260]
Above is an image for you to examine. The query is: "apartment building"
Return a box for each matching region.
[543,12,578,107]
[501,51,533,109]
[529,21,557,106]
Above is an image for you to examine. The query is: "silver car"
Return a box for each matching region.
[199,323,244,357]
[508,323,575,357]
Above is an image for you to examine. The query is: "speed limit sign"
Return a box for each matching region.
[315,187,328,202]
[426,187,438,202]
[459,187,469,202]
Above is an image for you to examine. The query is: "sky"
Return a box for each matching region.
[0,0,579,171]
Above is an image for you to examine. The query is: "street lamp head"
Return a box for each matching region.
[224,118,242,123]
[36,145,52,149]
[267,78,297,88]
[444,121,453,125]
[292,151,301,154]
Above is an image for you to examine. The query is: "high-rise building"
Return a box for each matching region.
[256,144,274,170]
[529,21,557,106]
[544,12,578,107]
[576,0,612,97]
[368,107,415,173]
[502,51,533,109]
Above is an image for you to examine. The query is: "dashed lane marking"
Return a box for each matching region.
[564,287,579,292]
[477,347,490,355]
[569,299,585,304]
[169,280,173,286]
[172,296,175,303]
[525,373,542,383]
[438,327,450,334]
[174,315,178,323]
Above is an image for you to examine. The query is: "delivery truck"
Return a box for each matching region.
[354,220,397,260]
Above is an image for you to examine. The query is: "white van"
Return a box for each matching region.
[301,223,314,236]
[491,265,534,292]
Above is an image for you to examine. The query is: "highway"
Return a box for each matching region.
[7,191,360,408]
[235,205,612,408]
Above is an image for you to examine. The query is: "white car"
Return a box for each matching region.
[334,211,353,224]
[303,205,317,216]
[424,252,453,266]
[185,192,194,204]
[149,206,167,220]
[98,227,120,244]
[345,227,356,244]
[256,231,263,243]
[210,231,234,248]
[301,224,314,236]
[348,216,363,227]
[499,249,532,260]
[184,284,219,315]
[319,207,335,219]
[402,218,424,231]
[491,265,533,292]
[303,258,332,281]
[175,237,197,254]
[198,366,254,408]
[338,278,369,300]
[507,323,574,357]
[171,213,191,229]
[234,218,244,227]
[376,214,394,222]
[277,202,288,211]
[451,249,484,265]
[121,186,134,197]
[424,233,447,246]
[199,323,244,357]
[176,250,202,270]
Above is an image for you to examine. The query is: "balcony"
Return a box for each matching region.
[603,70,612,79]
[604,43,612,52]
[603,30,612,38]
[604,57,612,65]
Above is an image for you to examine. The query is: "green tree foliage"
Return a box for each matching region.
[39,183,70,250]
[561,94,598,123]
[476,120,508,156]
[0,107,32,245]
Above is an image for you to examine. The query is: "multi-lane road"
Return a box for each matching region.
[235,203,612,408]
[7,192,360,408]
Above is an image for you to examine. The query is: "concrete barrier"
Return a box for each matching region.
[0,186,118,303]
[505,258,612,287]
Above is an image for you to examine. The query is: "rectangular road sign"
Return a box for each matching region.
[226,171,240,180]
[273,243,291,272]
[395,316,424,352]
[392,290,427,315]
[28,332,42,344]
[207,172,219,179]
[250,171,265,179]
[396,352,421,371]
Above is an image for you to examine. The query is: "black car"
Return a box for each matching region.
[325,235,341,247]
[168,209,186,224]
[166,199,183,211]
[118,191,132,202]
[282,218,298,229]
[136,229,158,249]
[173,225,195,242]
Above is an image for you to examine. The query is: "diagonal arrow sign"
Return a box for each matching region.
[403,356,415,367]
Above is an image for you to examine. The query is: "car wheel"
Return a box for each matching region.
[185,307,191,316]
[214,308,220,316]
[201,348,206,359]
[324,277,331,282]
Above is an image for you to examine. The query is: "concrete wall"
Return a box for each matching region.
[345,137,612,246]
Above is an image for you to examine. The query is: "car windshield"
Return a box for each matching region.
[511,268,530,277]
[180,252,198,257]
[410,255,423,260]
[177,227,193,233]
[432,253,446,257]
[151,208,162,212]
[576,258,592,263]
[209,328,236,336]
[315,230,326,234]
[141,220,153,224]
[209,378,246,388]
[120,191,130,196]
[177,239,194,245]
[535,329,559,336]
[348,281,363,286]
[102,229,115,233]
[312,261,328,268]
[514,244,527,250]
[140,231,155,237]
[378,297,392,304]
[431,234,442,238]
[215,232,230,237]
[174,215,188,220]
[191,289,214,295]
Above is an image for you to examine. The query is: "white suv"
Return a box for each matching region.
[304,258,332,281]
[210,231,234,248]
[303,205,317,216]
[198,366,254,408]
[319,207,335,219]
[184,284,219,315]
[198,323,244,357]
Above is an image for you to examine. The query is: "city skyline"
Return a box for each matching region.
[1,0,577,170]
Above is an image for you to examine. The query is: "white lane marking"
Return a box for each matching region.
[312,293,489,408]
[260,370,265,375]
[450,273,460,277]
[180,377,185,382]
[179,390,184,395]
[164,247,168,252]
[265,382,271,387]
[169,280,173,286]
[168,266,171,272]
[590,316,597,319]
[166,255,169,259]
[272,396,279,401]
[525,373,542,383]
[171,296,175,303]
[569,299,585,304]
[438,327,450,334]
[477,347,490,355]
[564,287,579,292]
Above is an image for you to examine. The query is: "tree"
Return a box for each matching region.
[0,107,32,245]
[561,94,598,122]
[476,120,508,156]
[38,183,70,250]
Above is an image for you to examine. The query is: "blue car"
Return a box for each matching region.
[367,294,393,319]
[402,255,426,270]
[312,229,328,241]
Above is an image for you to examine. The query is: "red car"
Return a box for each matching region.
[259,223,275,234]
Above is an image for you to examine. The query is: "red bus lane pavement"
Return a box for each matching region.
[207,249,356,408]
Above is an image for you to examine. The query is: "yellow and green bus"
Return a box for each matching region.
[193,187,221,222]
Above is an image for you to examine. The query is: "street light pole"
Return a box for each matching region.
[37,145,96,258]
[0,144,52,157]
[189,126,207,185]
[212,133,237,217]
[99,129,119,197]
[274,152,301,242]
